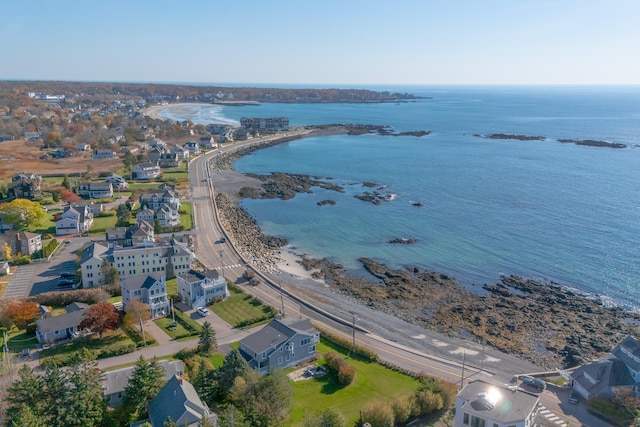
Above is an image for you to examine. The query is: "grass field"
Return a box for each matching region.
[179,202,193,230]
[209,285,276,328]
[128,182,163,191]
[162,164,188,181]
[0,327,39,352]
[155,316,197,341]
[166,277,178,298]
[286,340,420,426]
[90,214,118,234]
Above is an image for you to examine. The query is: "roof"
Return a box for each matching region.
[122,273,163,292]
[571,359,634,397]
[178,269,220,283]
[241,317,317,354]
[37,309,87,334]
[457,380,539,424]
[65,302,89,313]
[611,336,640,373]
[102,360,184,398]
[148,375,216,427]
[80,242,109,265]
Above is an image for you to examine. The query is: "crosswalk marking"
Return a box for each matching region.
[537,406,567,426]
[220,264,242,269]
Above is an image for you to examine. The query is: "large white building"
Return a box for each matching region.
[455,380,539,427]
[80,239,195,288]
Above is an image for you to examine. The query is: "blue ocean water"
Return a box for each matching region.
[158,86,640,308]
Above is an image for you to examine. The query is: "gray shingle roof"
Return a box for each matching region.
[36,309,87,334]
[121,273,162,292]
[80,242,109,265]
[178,269,220,283]
[571,359,634,397]
[148,375,216,427]
[611,336,640,373]
[240,317,317,355]
[102,360,184,399]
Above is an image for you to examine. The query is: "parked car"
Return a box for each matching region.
[520,376,545,390]
[569,392,579,404]
[58,278,74,286]
[197,307,209,316]
[60,271,75,278]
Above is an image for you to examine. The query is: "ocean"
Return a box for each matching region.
[157,85,640,308]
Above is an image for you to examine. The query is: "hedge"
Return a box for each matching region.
[315,325,378,362]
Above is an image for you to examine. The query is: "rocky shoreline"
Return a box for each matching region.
[210,126,640,370]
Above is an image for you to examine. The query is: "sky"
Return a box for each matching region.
[1,0,639,86]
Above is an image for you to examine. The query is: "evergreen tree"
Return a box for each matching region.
[62,174,70,189]
[218,405,249,427]
[122,356,165,421]
[216,349,248,400]
[64,356,107,427]
[190,356,219,407]
[198,321,217,354]
[11,404,47,427]
[164,417,178,427]
[6,364,46,421]
[116,204,131,226]
[200,411,215,427]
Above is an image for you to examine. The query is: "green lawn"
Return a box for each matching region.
[90,214,118,234]
[128,183,163,191]
[286,340,420,426]
[162,164,188,181]
[209,285,276,328]
[179,202,193,230]
[39,328,137,367]
[166,277,178,299]
[0,327,39,352]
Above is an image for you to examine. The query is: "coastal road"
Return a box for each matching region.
[188,135,493,386]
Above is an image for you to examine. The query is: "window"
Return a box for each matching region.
[261,352,266,360]
[300,338,311,346]
[463,414,469,425]
[470,416,485,427]
[278,357,283,365]
[309,345,316,353]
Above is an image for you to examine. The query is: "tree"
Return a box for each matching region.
[0,199,47,229]
[164,417,178,427]
[116,204,131,226]
[218,405,249,427]
[217,349,249,400]
[11,404,47,427]
[61,175,70,190]
[124,300,151,345]
[189,356,218,407]
[232,369,292,426]
[6,364,45,421]
[122,356,165,421]
[79,301,119,339]
[101,259,120,288]
[361,400,394,427]
[123,152,136,180]
[391,395,415,424]
[198,321,217,354]
[305,408,346,427]
[60,189,81,204]
[200,411,216,427]
[2,242,11,260]
[5,300,40,329]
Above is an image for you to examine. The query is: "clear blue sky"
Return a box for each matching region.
[1,0,638,85]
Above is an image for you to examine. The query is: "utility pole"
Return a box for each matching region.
[350,312,357,354]
[460,351,466,390]
[279,281,285,317]
[218,250,224,270]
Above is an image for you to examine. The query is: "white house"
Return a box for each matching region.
[92,149,117,160]
[136,208,155,225]
[55,206,94,236]
[78,182,114,199]
[77,143,91,151]
[454,380,539,427]
[105,173,129,189]
[121,274,170,319]
[177,269,228,309]
[183,141,201,155]
[171,145,190,160]
[133,162,161,180]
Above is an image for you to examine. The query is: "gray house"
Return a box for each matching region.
[146,375,217,427]
[239,317,319,375]
[102,360,184,407]
[36,303,90,344]
[121,274,170,319]
[177,269,228,309]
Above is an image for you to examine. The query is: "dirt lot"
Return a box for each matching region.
[0,139,123,179]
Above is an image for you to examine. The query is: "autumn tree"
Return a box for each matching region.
[0,199,47,229]
[5,300,40,329]
[79,301,119,339]
[2,242,11,261]
[124,300,151,344]
[60,188,81,204]
[198,321,217,355]
[122,356,165,421]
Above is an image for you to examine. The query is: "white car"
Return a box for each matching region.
[197,307,209,317]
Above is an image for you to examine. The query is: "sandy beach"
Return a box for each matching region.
[143,102,216,121]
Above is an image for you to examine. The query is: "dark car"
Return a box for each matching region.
[569,392,579,404]
[57,278,75,287]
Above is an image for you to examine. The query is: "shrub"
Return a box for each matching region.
[414,389,444,415]
[337,363,356,385]
[315,326,378,362]
[392,395,416,423]
[97,210,115,217]
[12,255,32,265]
[29,288,110,306]
[324,351,344,374]
[362,400,395,427]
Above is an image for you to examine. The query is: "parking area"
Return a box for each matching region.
[2,237,91,299]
